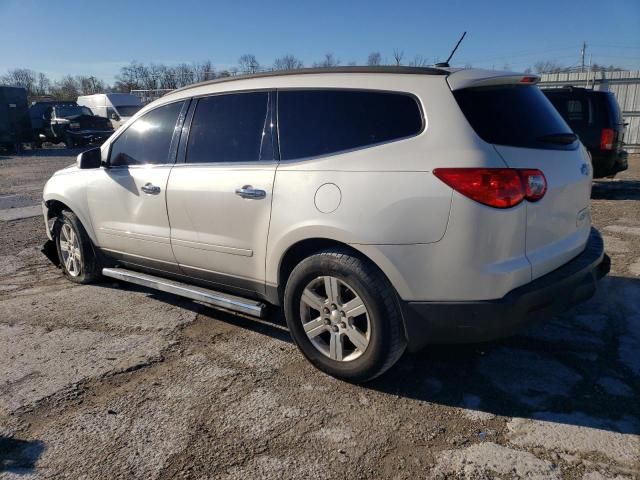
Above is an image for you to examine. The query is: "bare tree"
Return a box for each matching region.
[534,60,564,74]
[77,75,105,95]
[193,61,215,81]
[52,76,80,100]
[392,49,404,66]
[367,52,382,66]
[35,72,51,96]
[173,63,195,87]
[314,53,340,68]
[408,55,428,67]
[0,68,37,96]
[273,54,304,70]
[238,54,260,74]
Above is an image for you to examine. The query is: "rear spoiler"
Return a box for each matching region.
[447,69,540,91]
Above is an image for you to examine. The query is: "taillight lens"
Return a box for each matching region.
[433,168,547,208]
[519,169,547,201]
[600,128,615,150]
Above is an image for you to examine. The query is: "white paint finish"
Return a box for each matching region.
[352,192,529,301]
[166,164,276,285]
[314,183,341,214]
[42,166,98,243]
[46,69,600,306]
[446,68,540,90]
[494,143,593,279]
[86,166,175,263]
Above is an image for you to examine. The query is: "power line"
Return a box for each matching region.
[590,44,640,49]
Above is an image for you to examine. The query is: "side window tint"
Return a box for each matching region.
[109,101,183,166]
[278,90,423,160]
[186,92,271,164]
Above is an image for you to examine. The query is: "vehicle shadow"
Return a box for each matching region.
[592,179,640,200]
[367,274,640,435]
[0,436,45,474]
[97,279,291,345]
[97,275,639,436]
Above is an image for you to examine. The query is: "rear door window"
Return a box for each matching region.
[454,85,576,150]
[277,89,423,160]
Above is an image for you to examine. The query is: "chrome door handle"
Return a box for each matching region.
[235,185,266,199]
[141,182,161,195]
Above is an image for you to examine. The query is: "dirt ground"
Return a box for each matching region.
[0,148,639,479]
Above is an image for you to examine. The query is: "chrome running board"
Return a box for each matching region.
[102,267,266,318]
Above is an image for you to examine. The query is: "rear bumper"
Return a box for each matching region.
[591,150,628,178]
[401,227,609,350]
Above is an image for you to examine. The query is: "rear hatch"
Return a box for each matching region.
[449,72,593,279]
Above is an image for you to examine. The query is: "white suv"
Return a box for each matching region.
[42,67,609,382]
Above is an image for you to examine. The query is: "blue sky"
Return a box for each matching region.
[1,0,638,84]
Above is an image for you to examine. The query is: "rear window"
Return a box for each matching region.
[278,90,423,160]
[453,85,576,150]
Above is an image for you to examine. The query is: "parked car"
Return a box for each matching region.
[0,86,33,152]
[42,67,609,382]
[77,93,142,130]
[29,100,72,147]
[40,104,113,148]
[542,86,628,178]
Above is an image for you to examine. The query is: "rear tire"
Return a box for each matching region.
[53,210,101,284]
[284,248,406,383]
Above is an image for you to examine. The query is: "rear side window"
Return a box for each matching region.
[278,90,423,160]
[186,92,271,164]
[110,101,183,166]
[544,94,591,125]
[454,85,576,150]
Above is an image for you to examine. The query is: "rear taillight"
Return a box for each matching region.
[433,168,547,209]
[519,169,547,201]
[600,128,615,151]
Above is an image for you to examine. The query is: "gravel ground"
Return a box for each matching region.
[0,149,639,479]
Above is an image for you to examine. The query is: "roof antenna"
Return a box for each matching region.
[435,31,466,68]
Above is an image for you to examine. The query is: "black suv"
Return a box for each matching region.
[542,87,628,178]
[39,103,113,148]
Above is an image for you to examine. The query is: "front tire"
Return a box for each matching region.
[284,248,406,383]
[64,134,75,149]
[54,210,101,284]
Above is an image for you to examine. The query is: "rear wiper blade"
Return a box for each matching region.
[537,133,578,145]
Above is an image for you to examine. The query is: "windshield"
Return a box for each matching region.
[115,105,142,117]
[55,105,93,118]
[453,85,577,150]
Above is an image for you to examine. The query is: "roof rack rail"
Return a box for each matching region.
[172,66,449,94]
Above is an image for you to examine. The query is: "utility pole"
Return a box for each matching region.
[581,41,587,72]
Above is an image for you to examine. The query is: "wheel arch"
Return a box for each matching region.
[43,195,98,244]
[274,237,408,308]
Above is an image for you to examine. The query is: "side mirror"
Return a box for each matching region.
[110,113,120,121]
[77,148,102,169]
